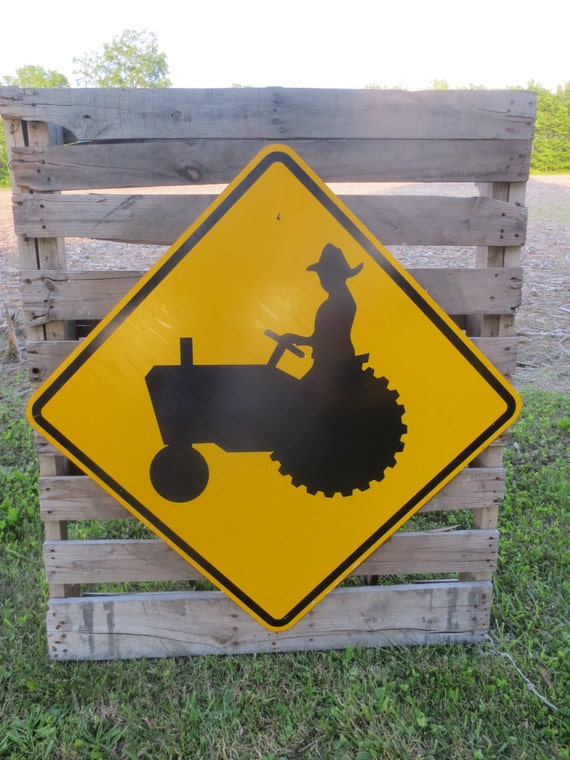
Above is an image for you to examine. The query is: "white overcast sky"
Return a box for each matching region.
[0,0,567,91]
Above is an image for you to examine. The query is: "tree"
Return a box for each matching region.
[0,66,69,185]
[1,65,69,88]
[527,81,570,172]
[429,79,450,90]
[73,30,171,88]
[364,83,405,90]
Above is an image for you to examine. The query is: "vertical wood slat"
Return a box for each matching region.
[6,118,75,598]
[460,180,526,582]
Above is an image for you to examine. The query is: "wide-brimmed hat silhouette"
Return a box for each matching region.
[307,244,363,279]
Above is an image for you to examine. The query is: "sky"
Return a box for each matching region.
[1,0,567,92]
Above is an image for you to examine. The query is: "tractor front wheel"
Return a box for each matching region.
[150,444,209,502]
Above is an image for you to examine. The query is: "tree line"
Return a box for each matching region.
[1,29,569,184]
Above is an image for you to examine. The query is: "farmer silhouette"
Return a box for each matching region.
[265,242,405,495]
[278,243,363,383]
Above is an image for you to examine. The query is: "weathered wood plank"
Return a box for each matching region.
[46,580,492,659]
[12,192,528,247]
[8,119,75,597]
[13,192,214,244]
[21,267,523,326]
[0,87,536,141]
[27,340,78,384]
[43,530,498,585]
[38,468,504,522]
[472,336,518,376]
[472,181,526,342]
[26,336,518,386]
[22,270,139,325]
[416,267,522,316]
[9,138,533,190]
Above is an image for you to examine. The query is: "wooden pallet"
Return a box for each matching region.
[0,87,535,660]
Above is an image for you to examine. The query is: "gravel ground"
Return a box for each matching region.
[1,177,569,393]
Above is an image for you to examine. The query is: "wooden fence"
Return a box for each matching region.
[0,87,536,660]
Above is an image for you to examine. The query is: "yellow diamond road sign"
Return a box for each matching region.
[28,145,520,630]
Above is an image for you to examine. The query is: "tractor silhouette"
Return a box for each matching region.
[145,245,406,502]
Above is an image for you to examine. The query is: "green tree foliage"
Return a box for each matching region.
[0,66,69,186]
[429,78,450,90]
[1,64,69,88]
[73,29,171,88]
[364,83,405,90]
[527,81,570,173]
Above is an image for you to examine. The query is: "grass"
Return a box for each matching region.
[0,364,569,759]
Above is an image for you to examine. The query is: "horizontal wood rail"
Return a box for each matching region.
[43,530,498,585]
[38,469,504,521]
[12,192,527,246]
[0,88,536,141]
[10,138,532,189]
[47,581,492,660]
[21,267,523,326]
[27,337,518,385]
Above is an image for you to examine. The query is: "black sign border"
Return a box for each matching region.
[30,148,518,629]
